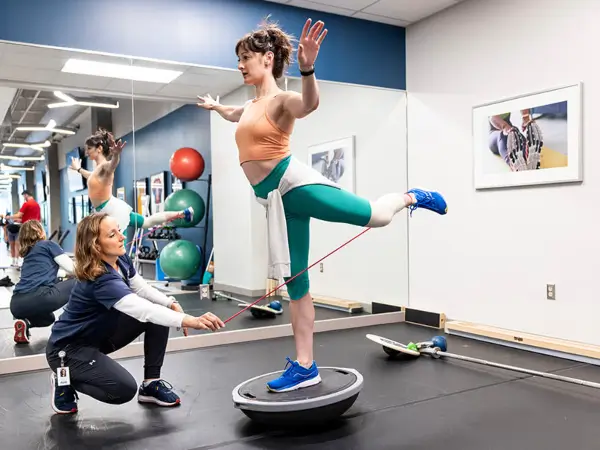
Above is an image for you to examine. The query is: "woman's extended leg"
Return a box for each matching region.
[132,208,194,229]
[283,184,446,230]
[265,185,446,392]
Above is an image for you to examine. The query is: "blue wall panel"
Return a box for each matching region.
[0,0,405,89]
[112,105,213,270]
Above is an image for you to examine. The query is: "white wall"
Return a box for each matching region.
[406,0,599,344]
[210,80,408,305]
[286,79,408,306]
[112,98,185,139]
[210,85,268,293]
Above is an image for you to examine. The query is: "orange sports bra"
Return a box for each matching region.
[235,94,291,165]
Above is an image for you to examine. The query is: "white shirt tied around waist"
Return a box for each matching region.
[254,156,339,280]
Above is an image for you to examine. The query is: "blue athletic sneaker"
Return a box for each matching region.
[406,188,448,216]
[182,207,194,223]
[138,380,181,406]
[50,373,78,414]
[266,357,322,392]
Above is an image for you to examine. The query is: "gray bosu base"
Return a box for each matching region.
[232,367,363,427]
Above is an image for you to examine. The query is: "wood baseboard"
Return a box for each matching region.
[280,292,363,313]
[446,320,600,361]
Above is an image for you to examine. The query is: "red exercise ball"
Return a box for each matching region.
[170,147,205,181]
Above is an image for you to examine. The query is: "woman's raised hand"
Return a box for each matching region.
[297,18,328,71]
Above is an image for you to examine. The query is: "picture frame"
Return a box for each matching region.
[81,194,90,217]
[149,171,168,214]
[171,176,185,193]
[116,187,125,201]
[307,136,355,193]
[472,82,583,190]
[74,196,83,222]
[134,178,148,216]
[68,197,75,224]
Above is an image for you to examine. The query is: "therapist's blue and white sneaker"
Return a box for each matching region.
[138,379,181,407]
[406,188,448,216]
[50,373,78,414]
[266,357,322,393]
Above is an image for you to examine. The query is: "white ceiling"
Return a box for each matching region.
[0,42,243,104]
[0,41,246,168]
[264,0,465,27]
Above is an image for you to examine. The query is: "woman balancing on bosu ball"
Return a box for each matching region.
[69,128,194,238]
[45,213,224,414]
[197,18,448,393]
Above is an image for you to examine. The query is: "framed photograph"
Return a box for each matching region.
[473,83,582,189]
[74,196,83,222]
[150,171,168,214]
[308,136,355,193]
[134,178,148,216]
[171,176,185,193]
[81,194,90,216]
[116,187,125,201]
[68,197,75,224]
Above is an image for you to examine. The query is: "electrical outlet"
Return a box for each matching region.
[546,284,556,300]
[319,263,324,273]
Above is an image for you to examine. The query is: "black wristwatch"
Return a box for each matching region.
[300,66,315,77]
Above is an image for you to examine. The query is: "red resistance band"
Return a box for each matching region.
[223,227,372,324]
[126,218,373,325]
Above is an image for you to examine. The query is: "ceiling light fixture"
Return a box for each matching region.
[61,58,182,83]
[14,125,76,135]
[0,164,33,171]
[47,91,119,109]
[2,140,51,151]
[0,155,45,161]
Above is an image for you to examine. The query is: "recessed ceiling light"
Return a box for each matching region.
[15,122,77,135]
[1,140,50,150]
[61,58,183,83]
[47,91,119,109]
[0,155,44,161]
[0,164,32,172]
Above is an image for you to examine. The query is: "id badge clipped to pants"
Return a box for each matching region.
[57,350,71,386]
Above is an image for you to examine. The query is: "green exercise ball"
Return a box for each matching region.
[159,239,202,280]
[164,188,205,228]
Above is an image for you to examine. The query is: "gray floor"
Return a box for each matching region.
[2,322,600,449]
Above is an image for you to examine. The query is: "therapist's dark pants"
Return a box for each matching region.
[46,311,170,405]
[10,278,76,327]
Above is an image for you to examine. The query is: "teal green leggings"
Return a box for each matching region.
[253,156,372,300]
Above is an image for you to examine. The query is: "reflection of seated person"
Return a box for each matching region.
[10,220,76,344]
[488,109,543,171]
[45,213,225,415]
